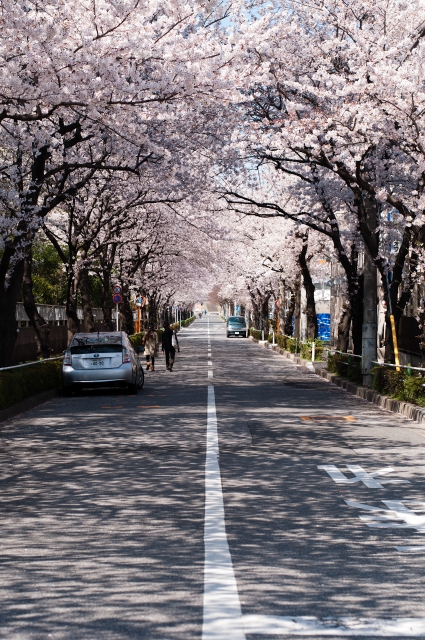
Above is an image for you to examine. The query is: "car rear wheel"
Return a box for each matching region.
[137,368,144,389]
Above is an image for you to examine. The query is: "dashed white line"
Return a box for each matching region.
[208,370,213,378]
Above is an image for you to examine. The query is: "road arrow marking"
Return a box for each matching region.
[318,464,410,489]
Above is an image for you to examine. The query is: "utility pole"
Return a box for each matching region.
[362,197,378,387]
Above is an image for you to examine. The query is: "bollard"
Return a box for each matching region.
[272,330,275,345]
[312,342,315,363]
[262,329,264,341]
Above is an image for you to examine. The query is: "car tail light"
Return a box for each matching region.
[63,353,72,366]
[122,349,131,364]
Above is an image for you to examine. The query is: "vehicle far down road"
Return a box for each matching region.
[2,315,425,639]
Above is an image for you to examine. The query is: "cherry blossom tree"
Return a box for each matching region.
[0,0,243,364]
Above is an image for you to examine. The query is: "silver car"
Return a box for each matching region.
[62,332,144,396]
[226,316,248,338]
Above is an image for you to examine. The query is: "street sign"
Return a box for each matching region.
[136,296,146,308]
[113,294,122,304]
[113,285,122,294]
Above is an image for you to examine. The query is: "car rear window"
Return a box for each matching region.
[70,345,123,354]
[229,317,246,324]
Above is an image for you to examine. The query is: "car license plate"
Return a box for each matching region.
[91,359,104,366]
[235,331,239,334]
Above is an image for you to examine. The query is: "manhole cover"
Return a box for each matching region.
[300,416,355,422]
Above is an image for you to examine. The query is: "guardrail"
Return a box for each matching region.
[372,361,425,374]
[0,356,64,372]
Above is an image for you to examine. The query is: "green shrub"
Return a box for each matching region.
[129,332,145,348]
[0,359,63,411]
[250,328,262,340]
[286,337,298,353]
[328,353,362,384]
[181,315,196,327]
[300,339,324,362]
[371,366,425,405]
[275,334,287,349]
[402,375,425,405]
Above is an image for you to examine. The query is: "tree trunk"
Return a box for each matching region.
[248,288,260,329]
[101,269,114,331]
[260,295,270,338]
[0,258,25,367]
[351,283,364,356]
[79,268,95,332]
[298,247,317,340]
[284,290,295,336]
[336,302,351,353]
[293,274,301,340]
[66,270,80,341]
[119,282,134,335]
[22,250,51,358]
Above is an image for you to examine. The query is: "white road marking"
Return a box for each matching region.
[242,615,425,636]
[203,386,245,640]
[395,546,425,553]
[208,361,213,366]
[201,362,425,637]
[346,500,425,532]
[208,371,213,378]
[318,464,410,489]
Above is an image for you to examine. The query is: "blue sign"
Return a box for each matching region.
[317,313,331,341]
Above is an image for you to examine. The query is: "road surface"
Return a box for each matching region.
[2,315,425,639]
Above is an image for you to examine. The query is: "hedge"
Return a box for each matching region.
[250,328,262,340]
[264,333,324,361]
[327,352,362,384]
[0,359,63,411]
[181,315,196,327]
[371,366,425,406]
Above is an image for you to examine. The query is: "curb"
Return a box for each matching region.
[249,335,326,372]
[249,335,425,425]
[0,388,60,425]
[317,370,425,425]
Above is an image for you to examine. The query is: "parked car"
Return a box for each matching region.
[227,316,248,338]
[62,332,144,396]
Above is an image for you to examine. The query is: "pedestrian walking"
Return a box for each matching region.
[162,322,180,371]
[143,326,158,371]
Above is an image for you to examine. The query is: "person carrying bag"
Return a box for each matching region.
[143,326,159,371]
[162,323,180,371]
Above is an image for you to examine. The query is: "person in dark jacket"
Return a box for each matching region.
[162,322,180,371]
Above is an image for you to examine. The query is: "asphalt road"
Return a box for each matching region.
[2,315,425,639]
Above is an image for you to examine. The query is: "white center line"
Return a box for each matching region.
[203,386,245,640]
[208,360,213,366]
[201,346,425,637]
[208,371,213,378]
